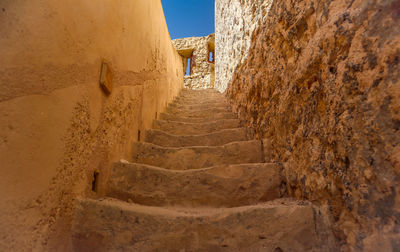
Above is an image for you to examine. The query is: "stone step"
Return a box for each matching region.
[171,101,230,108]
[179,90,222,97]
[159,113,236,123]
[160,111,236,122]
[167,103,231,113]
[174,96,227,103]
[131,140,262,170]
[178,92,223,97]
[165,105,232,115]
[161,107,234,118]
[144,128,248,147]
[181,88,220,93]
[72,198,336,251]
[173,93,227,101]
[153,119,240,135]
[107,163,283,207]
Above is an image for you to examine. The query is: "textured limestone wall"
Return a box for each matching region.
[173,34,215,89]
[222,0,400,250]
[215,0,272,92]
[0,0,183,251]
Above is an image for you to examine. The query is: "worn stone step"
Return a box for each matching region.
[72,198,336,252]
[159,113,236,123]
[153,119,240,135]
[179,90,222,97]
[173,94,227,101]
[168,101,230,108]
[107,163,283,207]
[178,92,223,97]
[180,88,220,93]
[162,107,233,118]
[167,103,231,112]
[166,105,231,114]
[131,140,262,170]
[160,111,236,122]
[171,101,229,109]
[174,96,226,103]
[144,128,248,147]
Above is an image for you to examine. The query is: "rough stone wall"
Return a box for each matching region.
[221,0,400,250]
[215,0,272,92]
[173,34,215,89]
[0,0,183,251]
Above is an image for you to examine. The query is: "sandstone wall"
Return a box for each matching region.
[215,0,272,92]
[173,35,215,89]
[0,0,183,251]
[221,0,400,250]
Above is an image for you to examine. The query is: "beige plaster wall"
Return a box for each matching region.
[0,0,183,251]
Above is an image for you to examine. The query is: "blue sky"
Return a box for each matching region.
[161,0,215,39]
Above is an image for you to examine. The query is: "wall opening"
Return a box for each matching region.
[91,171,99,192]
[185,57,192,76]
[208,51,215,63]
[137,130,141,141]
[177,48,195,76]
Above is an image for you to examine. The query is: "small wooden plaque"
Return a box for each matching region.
[100,62,113,95]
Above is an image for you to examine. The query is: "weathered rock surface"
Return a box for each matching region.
[215,0,273,92]
[219,0,400,249]
[107,162,283,207]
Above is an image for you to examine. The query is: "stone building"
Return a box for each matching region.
[173,34,215,89]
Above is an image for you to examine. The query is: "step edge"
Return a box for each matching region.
[76,197,312,218]
[154,118,240,126]
[145,127,247,138]
[133,139,261,151]
[111,162,281,175]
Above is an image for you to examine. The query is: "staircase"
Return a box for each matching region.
[72,89,336,251]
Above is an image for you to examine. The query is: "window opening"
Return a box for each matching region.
[92,171,99,192]
[208,51,215,63]
[185,57,192,76]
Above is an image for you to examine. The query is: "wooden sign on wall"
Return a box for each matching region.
[100,62,113,95]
